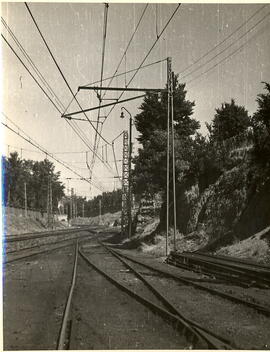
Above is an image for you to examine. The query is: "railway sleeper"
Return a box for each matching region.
[78,248,226,349]
[169,256,270,288]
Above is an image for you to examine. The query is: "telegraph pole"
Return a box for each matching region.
[99,198,102,224]
[71,188,74,221]
[24,182,27,217]
[82,202,85,218]
[47,175,53,229]
[74,193,77,218]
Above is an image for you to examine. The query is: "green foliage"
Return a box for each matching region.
[133,74,199,195]
[84,189,122,217]
[207,99,250,143]
[2,152,65,211]
[251,82,270,168]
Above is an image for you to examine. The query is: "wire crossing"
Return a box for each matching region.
[1,25,115,176]
[24,2,111,146]
[2,117,106,192]
[179,4,268,76]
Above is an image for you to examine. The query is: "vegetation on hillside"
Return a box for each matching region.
[132,80,270,248]
[2,153,65,212]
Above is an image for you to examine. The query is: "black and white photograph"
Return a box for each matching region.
[1,1,270,350]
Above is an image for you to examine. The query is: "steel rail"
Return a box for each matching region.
[5,232,93,255]
[99,242,233,349]
[166,257,254,287]
[194,251,270,271]
[4,236,93,264]
[57,241,79,350]
[109,247,270,317]
[5,227,95,243]
[169,253,270,287]
[78,248,207,349]
[4,241,76,264]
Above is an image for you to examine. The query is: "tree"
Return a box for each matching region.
[251,82,270,167]
[2,153,65,211]
[207,99,250,143]
[4,152,25,207]
[253,82,270,135]
[133,74,198,195]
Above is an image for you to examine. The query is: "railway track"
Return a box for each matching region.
[4,226,98,243]
[4,233,269,349]
[166,251,270,288]
[4,231,95,264]
[196,251,270,269]
[105,246,270,317]
[57,239,234,349]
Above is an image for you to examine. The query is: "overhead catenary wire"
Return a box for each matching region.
[1,34,63,115]
[185,11,270,87]
[99,3,109,98]
[1,18,102,160]
[89,3,110,182]
[103,3,182,123]
[82,58,167,88]
[101,3,149,99]
[112,143,120,179]
[66,120,115,174]
[86,4,181,179]
[24,2,111,146]
[180,9,270,81]
[1,29,114,176]
[179,4,268,76]
[1,17,65,112]
[2,119,106,192]
[3,118,107,193]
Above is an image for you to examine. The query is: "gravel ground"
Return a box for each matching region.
[112,247,270,349]
[3,229,270,350]
[70,252,191,349]
[3,246,76,350]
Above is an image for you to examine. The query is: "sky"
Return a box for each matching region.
[1,2,270,199]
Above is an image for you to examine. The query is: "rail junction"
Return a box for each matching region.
[3,227,270,350]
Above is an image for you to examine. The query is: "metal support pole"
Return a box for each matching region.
[128,116,132,238]
[120,107,133,238]
[121,131,129,235]
[166,57,171,256]
[171,72,177,251]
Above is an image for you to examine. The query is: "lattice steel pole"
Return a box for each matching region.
[121,130,129,236]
